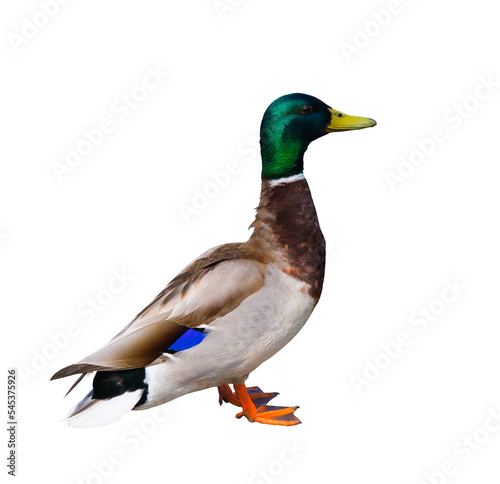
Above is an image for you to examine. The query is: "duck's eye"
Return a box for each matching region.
[299,105,313,115]
[335,112,344,118]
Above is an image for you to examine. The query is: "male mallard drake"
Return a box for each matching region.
[52,93,376,427]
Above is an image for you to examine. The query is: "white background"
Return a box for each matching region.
[2,1,500,483]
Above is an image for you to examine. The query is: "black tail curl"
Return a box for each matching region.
[92,368,148,407]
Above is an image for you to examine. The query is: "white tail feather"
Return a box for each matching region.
[65,390,144,428]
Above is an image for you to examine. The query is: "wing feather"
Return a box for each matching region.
[51,244,266,380]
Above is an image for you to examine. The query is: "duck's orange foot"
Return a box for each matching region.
[218,384,279,408]
[236,404,301,426]
[218,383,301,426]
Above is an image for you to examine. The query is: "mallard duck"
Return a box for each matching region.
[51,93,376,427]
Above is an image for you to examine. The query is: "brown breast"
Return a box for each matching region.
[247,177,326,301]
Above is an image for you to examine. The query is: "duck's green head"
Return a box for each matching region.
[260,93,376,180]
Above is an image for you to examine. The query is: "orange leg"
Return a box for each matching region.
[217,384,278,407]
[218,383,301,426]
[217,384,240,406]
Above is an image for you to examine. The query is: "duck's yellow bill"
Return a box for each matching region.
[326,108,376,132]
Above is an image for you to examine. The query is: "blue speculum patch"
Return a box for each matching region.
[167,328,207,352]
